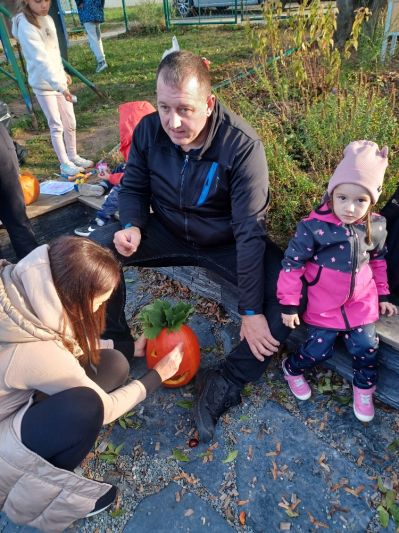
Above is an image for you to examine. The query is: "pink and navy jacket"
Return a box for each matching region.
[277,203,390,330]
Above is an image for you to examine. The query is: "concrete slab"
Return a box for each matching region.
[123,482,235,532]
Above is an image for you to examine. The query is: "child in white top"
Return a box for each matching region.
[12,0,93,176]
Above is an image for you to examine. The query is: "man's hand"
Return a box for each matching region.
[240,314,280,362]
[114,227,141,257]
[281,313,300,329]
[379,301,398,317]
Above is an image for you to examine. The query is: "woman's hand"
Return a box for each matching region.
[66,73,72,86]
[154,343,184,382]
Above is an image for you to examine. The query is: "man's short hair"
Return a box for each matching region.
[156,51,211,95]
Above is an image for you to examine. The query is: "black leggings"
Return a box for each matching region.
[20,348,129,471]
[21,387,103,471]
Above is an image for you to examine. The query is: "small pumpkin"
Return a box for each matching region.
[19,171,40,205]
[139,300,200,388]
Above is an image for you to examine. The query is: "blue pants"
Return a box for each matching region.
[285,324,379,389]
[96,184,121,222]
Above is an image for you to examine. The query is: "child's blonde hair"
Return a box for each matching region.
[16,0,41,29]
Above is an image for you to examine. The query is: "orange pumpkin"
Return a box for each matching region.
[19,171,40,205]
[146,324,200,388]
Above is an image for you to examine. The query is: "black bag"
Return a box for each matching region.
[380,186,399,296]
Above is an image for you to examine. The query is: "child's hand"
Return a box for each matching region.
[63,90,74,102]
[281,313,300,329]
[379,301,398,317]
[66,74,72,86]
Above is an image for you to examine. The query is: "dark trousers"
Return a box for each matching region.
[285,324,379,389]
[21,349,129,471]
[0,124,38,260]
[91,215,290,387]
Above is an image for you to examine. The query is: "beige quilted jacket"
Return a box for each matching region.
[0,245,147,532]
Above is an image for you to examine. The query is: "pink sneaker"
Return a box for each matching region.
[353,385,375,422]
[282,358,311,400]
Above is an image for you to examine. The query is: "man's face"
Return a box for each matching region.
[156,74,215,152]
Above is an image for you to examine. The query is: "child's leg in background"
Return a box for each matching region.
[56,94,78,162]
[285,326,338,375]
[344,324,379,388]
[95,185,120,223]
[35,93,71,165]
[83,22,105,63]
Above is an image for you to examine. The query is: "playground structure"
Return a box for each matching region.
[0,0,131,124]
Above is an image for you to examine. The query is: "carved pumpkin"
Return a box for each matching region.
[139,299,201,388]
[146,324,200,388]
[19,171,40,205]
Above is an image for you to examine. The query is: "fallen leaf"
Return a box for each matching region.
[308,512,329,529]
[331,478,349,491]
[356,450,365,466]
[344,484,365,497]
[222,450,238,463]
[318,453,331,472]
[175,491,181,502]
[239,511,246,525]
[247,445,254,460]
[271,460,278,480]
[184,508,194,517]
[279,522,291,530]
[237,499,250,506]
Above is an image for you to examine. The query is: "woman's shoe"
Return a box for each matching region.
[86,485,117,517]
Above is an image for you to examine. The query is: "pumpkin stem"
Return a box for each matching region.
[138,299,194,339]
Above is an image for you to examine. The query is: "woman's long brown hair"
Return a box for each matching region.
[16,0,42,29]
[48,236,121,366]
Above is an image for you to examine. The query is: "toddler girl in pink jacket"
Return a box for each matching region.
[277,140,397,422]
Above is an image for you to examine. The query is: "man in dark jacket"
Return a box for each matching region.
[92,51,289,441]
[0,123,38,260]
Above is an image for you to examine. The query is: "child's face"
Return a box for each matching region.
[26,0,51,17]
[332,183,372,224]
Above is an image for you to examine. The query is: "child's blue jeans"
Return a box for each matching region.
[285,324,379,389]
[96,184,121,223]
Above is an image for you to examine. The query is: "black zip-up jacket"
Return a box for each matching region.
[119,101,269,315]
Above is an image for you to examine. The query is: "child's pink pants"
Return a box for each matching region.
[36,92,77,165]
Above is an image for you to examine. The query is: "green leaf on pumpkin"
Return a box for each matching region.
[138,299,194,337]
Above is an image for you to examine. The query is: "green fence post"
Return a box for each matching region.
[121,0,129,32]
[0,10,36,123]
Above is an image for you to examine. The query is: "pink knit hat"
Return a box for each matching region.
[328,140,389,204]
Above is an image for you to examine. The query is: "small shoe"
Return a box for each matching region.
[73,155,94,169]
[60,161,84,177]
[77,183,105,197]
[353,385,375,422]
[74,218,105,237]
[282,358,311,400]
[96,60,108,73]
[86,485,117,517]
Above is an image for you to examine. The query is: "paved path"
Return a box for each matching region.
[1,267,398,532]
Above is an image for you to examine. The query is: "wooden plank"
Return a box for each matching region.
[25,191,79,219]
